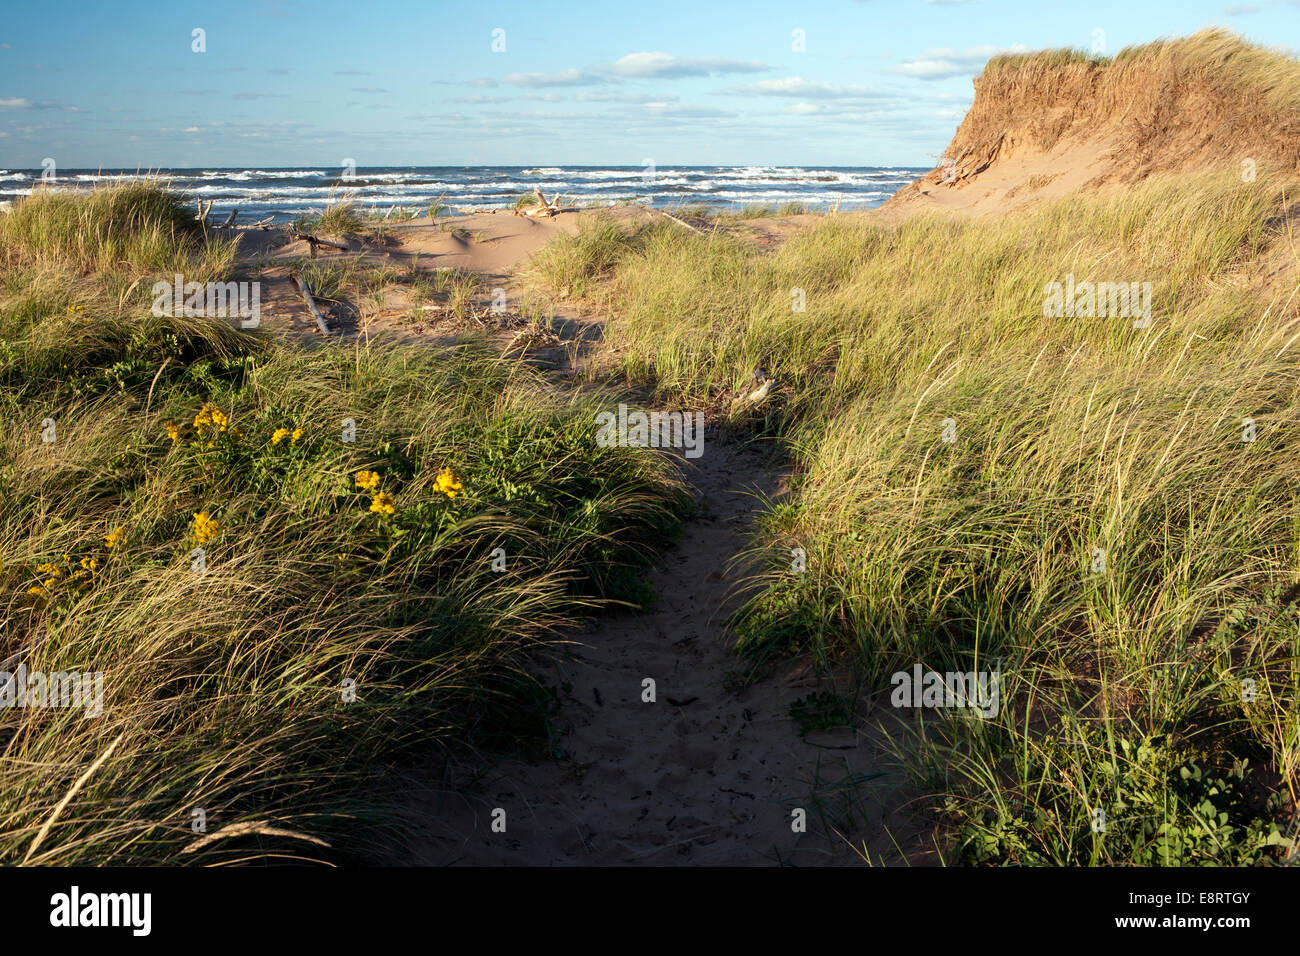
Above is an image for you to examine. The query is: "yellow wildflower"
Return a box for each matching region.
[435,467,464,499]
[369,491,396,516]
[354,470,381,491]
[194,405,217,429]
[165,421,180,442]
[272,427,291,445]
[105,527,125,549]
[191,511,221,545]
[290,428,304,445]
[26,585,48,606]
[80,556,98,573]
[36,562,62,578]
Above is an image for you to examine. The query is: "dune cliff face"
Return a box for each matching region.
[885,30,1300,216]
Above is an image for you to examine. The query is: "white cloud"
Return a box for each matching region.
[0,97,31,108]
[609,52,769,78]
[576,91,676,104]
[502,69,603,88]
[897,44,1026,80]
[642,102,735,118]
[729,76,877,99]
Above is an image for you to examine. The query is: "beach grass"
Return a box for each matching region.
[0,183,689,864]
[294,198,364,238]
[524,166,1300,864]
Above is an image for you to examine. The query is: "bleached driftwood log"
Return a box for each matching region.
[196,198,214,228]
[220,209,239,229]
[290,273,333,336]
[653,208,703,234]
[515,186,561,218]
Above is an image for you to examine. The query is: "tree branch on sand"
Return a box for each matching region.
[514,186,562,218]
[289,227,350,258]
[290,272,334,336]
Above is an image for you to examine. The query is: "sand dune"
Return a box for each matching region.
[885,29,1300,217]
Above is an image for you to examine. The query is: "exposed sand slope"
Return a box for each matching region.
[884,29,1300,217]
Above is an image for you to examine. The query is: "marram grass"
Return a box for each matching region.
[531,166,1300,864]
[0,184,688,865]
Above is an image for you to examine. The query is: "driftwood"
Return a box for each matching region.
[290,228,350,258]
[196,198,214,228]
[246,216,274,231]
[515,186,561,218]
[653,208,703,235]
[290,273,333,336]
[220,209,238,229]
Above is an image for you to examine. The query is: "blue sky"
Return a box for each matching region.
[0,0,1296,168]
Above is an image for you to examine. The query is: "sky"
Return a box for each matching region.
[0,0,1296,169]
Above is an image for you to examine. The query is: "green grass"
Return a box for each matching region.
[0,184,689,865]
[668,203,719,220]
[524,211,654,300]
[524,165,1300,865]
[294,199,364,237]
[0,182,237,275]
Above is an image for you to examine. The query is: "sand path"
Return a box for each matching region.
[382,438,931,866]
[237,217,933,865]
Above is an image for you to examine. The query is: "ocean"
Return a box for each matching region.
[0,165,923,223]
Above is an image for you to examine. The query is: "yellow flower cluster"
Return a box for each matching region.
[30,552,100,601]
[105,526,125,549]
[354,470,381,491]
[70,556,97,584]
[272,427,291,445]
[191,511,221,544]
[171,406,267,446]
[36,561,62,588]
[435,467,464,499]
[194,405,225,431]
[369,491,396,516]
